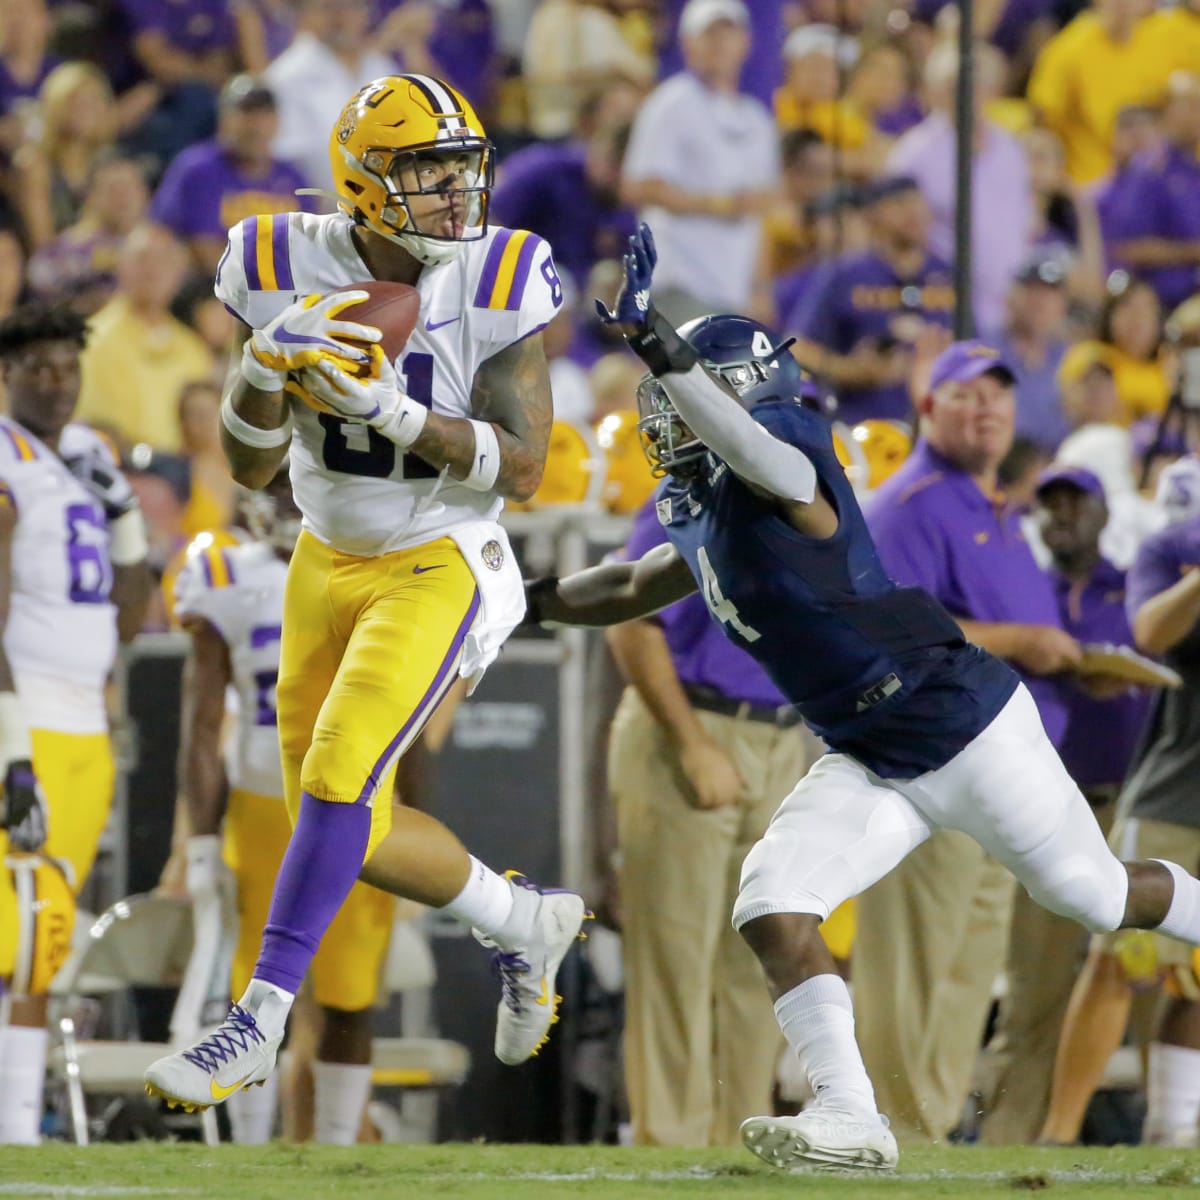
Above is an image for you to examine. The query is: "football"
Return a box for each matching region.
[329,279,421,362]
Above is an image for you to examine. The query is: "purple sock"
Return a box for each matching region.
[254,791,371,994]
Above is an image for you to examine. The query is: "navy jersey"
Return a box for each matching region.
[656,399,1019,778]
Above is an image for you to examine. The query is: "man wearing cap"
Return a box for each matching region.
[993,257,1072,453]
[620,0,780,321]
[607,495,817,1146]
[979,465,1152,1143]
[150,75,312,276]
[856,339,1081,1143]
[790,175,956,426]
[1042,482,1200,1148]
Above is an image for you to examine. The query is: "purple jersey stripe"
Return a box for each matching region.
[199,551,215,588]
[271,215,294,291]
[473,230,512,308]
[0,426,23,460]
[243,216,261,290]
[505,235,540,311]
[221,549,237,585]
[355,588,481,805]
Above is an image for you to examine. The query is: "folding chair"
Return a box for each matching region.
[46,892,220,1146]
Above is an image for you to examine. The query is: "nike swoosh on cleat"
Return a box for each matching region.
[210,1074,254,1101]
[413,564,446,574]
[426,316,461,332]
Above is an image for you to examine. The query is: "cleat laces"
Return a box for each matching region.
[180,1005,265,1074]
[491,951,532,1013]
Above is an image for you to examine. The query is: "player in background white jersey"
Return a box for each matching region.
[173,469,395,1144]
[0,304,151,1144]
[146,75,588,1111]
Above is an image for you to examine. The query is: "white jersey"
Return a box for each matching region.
[215,211,563,558]
[175,539,288,799]
[0,418,118,733]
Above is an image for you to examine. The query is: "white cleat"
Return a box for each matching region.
[144,1005,281,1112]
[475,873,589,1066]
[741,1108,899,1171]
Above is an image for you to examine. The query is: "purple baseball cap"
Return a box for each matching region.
[1034,464,1106,500]
[928,339,1017,392]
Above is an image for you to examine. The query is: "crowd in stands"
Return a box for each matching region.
[5,0,1200,1150]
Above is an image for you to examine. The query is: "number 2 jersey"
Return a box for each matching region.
[0,418,117,734]
[174,538,287,798]
[655,399,1020,779]
[214,211,562,557]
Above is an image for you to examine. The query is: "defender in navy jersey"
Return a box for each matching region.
[527,226,1200,1172]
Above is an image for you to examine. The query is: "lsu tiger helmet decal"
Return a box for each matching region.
[329,74,494,267]
[3,853,76,996]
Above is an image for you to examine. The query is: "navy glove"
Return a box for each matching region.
[594,223,657,329]
[65,448,138,522]
[3,760,48,852]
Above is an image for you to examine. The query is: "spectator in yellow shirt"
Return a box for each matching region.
[1027,0,1171,184]
[76,223,216,453]
[1142,0,1200,77]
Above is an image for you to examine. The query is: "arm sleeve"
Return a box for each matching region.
[659,365,818,502]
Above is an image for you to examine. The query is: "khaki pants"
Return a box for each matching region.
[854,830,1015,1143]
[609,688,815,1146]
[978,797,1118,1144]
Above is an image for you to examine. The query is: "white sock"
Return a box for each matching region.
[237,978,296,1041]
[775,975,878,1116]
[0,1025,47,1145]
[1146,1042,1200,1144]
[1151,860,1200,943]
[227,1068,280,1143]
[440,856,514,935]
[312,1061,373,1145]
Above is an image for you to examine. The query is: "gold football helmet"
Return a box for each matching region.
[852,419,913,490]
[3,853,76,996]
[595,409,656,514]
[329,74,494,266]
[522,421,602,508]
[831,421,868,494]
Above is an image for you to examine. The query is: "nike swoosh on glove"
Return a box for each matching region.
[249,290,382,376]
[3,760,48,852]
[301,350,430,448]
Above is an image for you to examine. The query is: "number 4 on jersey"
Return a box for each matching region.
[697,547,761,642]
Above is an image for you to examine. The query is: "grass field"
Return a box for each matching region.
[3,1143,1200,1199]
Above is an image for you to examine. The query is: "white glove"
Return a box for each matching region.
[185,834,224,904]
[302,351,430,448]
[243,290,382,389]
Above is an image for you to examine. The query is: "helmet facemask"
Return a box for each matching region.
[348,140,494,265]
[636,374,707,478]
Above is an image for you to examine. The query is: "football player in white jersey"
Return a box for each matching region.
[174,469,395,1144]
[0,304,151,1144]
[146,75,588,1111]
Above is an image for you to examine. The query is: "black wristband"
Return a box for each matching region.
[627,307,698,377]
[523,575,560,626]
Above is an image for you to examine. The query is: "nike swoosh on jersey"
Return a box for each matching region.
[210,1074,254,1101]
[412,564,447,574]
[426,316,461,331]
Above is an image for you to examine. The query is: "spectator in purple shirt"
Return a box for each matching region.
[0,0,58,152]
[490,105,635,288]
[790,175,957,426]
[150,74,310,277]
[979,464,1153,1144]
[1099,73,1200,311]
[606,496,815,1147]
[855,340,1081,1144]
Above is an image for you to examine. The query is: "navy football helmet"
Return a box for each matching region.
[636,314,830,476]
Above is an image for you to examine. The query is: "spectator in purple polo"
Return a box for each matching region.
[993,256,1073,452]
[119,0,237,170]
[979,463,1154,1144]
[855,340,1080,1145]
[789,175,956,427]
[490,102,634,289]
[1099,73,1200,311]
[886,41,1032,336]
[151,75,310,277]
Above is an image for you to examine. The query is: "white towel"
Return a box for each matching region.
[448,521,527,693]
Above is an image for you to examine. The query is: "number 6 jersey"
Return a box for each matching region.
[0,418,117,734]
[215,211,563,558]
